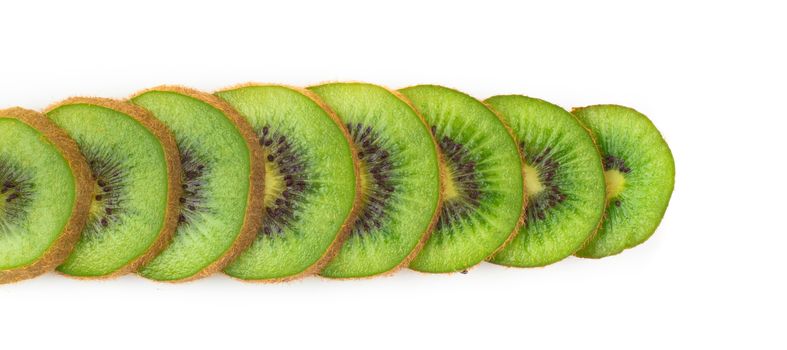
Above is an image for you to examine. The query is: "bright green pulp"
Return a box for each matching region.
[401,85,524,273]
[573,105,675,258]
[47,104,170,277]
[217,85,356,280]
[132,91,252,281]
[485,95,606,267]
[0,118,76,270]
[309,83,440,278]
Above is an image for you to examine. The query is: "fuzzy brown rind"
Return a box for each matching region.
[0,108,92,284]
[306,81,444,280]
[214,83,364,283]
[130,86,265,283]
[43,97,183,279]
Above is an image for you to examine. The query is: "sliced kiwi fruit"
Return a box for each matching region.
[215,84,360,281]
[45,98,182,278]
[308,82,441,278]
[572,105,675,258]
[484,95,606,267]
[399,85,525,273]
[130,86,264,282]
[0,108,92,284]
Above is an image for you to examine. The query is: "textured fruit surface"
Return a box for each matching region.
[309,83,440,278]
[486,95,606,267]
[573,105,674,258]
[217,85,357,281]
[400,85,524,273]
[47,101,176,277]
[132,88,259,281]
[0,118,77,269]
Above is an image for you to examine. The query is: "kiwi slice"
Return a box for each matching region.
[215,84,360,281]
[399,85,525,273]
[484,95,606,267]
[130,86,264,281]
[0,108,92,284]
[45,98,182,278]
[308,82,441,278]
[572,105,674,258]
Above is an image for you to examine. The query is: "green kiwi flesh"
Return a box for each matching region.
[131,87,263,281]
[572,105,675,258]
[0,108,91,284]
[46,99,181,277]
[400,85,525,273]
[309,83,441,278]
[485,95,606,267]
[216,85,358,281]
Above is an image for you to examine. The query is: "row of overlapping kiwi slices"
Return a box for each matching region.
[0,83,674,284]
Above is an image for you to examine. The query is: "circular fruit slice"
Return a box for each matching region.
[0,108,92,284]
[215,84,360,281]
[131,86,264,282]
[308,82,441,278]
[400,85,525,273]
[572,105,675,258]
[485,95,606,267]
[46,98,182,278]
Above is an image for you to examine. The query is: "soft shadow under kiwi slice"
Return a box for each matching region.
[45,98,182,278]
[216,84,360,282]
[0,108,92,284]
[131,86,264,282]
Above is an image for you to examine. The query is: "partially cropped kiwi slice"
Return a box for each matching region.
[131,86,264,282]
[308,83,441,278]
[485,95,606,267]
[215,84,359,281]
[0,108,92,284]
[572,105,675,258]
[45,98,182,278]
[399,85,525,273]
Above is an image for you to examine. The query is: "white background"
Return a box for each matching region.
[1,1,785,349]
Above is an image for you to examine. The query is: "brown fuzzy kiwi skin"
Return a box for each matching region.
[396,85,527,275]
[214,83,363,283]
[129,86,265,283]
[43,97,183,279]
[306,81,444,280]
[0,108,93,284]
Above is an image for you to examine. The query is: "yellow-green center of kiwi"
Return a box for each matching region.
[87,183,103,218]
[604,169,626,199]
[524,163,545,197]
[263,150,286,207]
[439,160,461,201]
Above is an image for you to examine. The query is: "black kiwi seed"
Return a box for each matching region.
[345,122,397,236]
[0,162,34,233]
[257,126,312,236]
[435,132,484,231]
[523,146,568,225]
[177,144,210,225]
